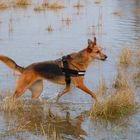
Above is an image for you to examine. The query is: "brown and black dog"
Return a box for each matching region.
[0,37,107,102]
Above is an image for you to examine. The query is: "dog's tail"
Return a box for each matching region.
[0,55,24,73]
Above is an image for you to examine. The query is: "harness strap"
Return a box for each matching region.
[62,56,86,85]
[62,56,71,85]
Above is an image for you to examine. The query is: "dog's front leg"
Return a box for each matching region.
[73,77,98,102]
[56,84,71,102]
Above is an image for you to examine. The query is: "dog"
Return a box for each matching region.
[0,37,107,102]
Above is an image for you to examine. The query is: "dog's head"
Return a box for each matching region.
[87,37,107,61]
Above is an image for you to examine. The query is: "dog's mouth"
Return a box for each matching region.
[100,55,108,61]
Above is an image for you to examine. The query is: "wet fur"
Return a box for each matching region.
[0,38,107,102]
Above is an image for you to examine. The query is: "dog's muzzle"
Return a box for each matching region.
[101,54,107,61]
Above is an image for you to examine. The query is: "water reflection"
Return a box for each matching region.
[1,101,87,140]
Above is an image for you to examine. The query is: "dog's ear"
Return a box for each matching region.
[94,37,96,45]
[87,39,93,53]
[88,39,93,45]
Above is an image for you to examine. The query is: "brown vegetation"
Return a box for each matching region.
[46,25,53,32]
[91,89,136,120]
[113,71,129,89]
[73,0,84,8]
[34,1,65,12]
[96,78,107,97]
[1,96,23,112]
[0,1,8,9]
[119,48,132,65]
[91,68,137,120]
[12,0,31,7]
[94,0,101,4]
[61,17,72,26]
[112,10,122,16]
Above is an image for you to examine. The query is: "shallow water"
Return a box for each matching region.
[0,0,140,140]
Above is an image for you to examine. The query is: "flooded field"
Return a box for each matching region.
[0,0,140,139]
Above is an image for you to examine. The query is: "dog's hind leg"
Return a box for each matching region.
[56,84,71,102]
[29,80,43,99]
[13,72,39,98]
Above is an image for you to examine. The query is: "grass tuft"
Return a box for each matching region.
[34,5,45,11]
[96,78,107,97]
[73,0,84,8]
[91,68,137,120]
[133,71,140,87]
[12,0,31,7]
[112,10,122,16]
[91,89,137,120]
[119,48,132,65]
[34,1,64,12]
[1,96,23,112]
[0,1,8,9]
[94,0,101,4]
[46,25,53,32]
[34,0,48,11]
[113,71,128,89]
[47,1,65,10]
[61,17,72,26]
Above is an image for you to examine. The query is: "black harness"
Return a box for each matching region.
[61,56,85,85]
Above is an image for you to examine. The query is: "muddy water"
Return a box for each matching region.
[0,0,140,140]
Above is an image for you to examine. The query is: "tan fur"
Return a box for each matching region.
[0,38,107,102]
[0,55,24,73]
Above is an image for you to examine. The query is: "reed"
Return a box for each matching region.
[119,48,132,65]
[46,1,65,10]
[91,88,137,120]
[73,0,84,8]
[113,71,128,89]
[1,96,23,112]
[12,0,31,7]
[34,1,64,12]
[94,0,101,4]
[46,25,53,32]
[0,1,8,9]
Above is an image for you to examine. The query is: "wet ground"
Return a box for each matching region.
[0,0,140,139]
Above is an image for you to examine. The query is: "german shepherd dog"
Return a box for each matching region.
[0,37,107,102]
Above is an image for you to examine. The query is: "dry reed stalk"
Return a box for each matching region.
[119,48,132,65]
[12,0,31,7]
[91,89,136,120]
[0,1,8,9]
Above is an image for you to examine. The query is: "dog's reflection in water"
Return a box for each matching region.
[2,100,88,140]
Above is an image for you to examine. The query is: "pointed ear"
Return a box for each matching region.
[88,39,93,45]
[94,37,96,44]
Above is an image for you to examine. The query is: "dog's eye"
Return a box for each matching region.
[96,50,100,53]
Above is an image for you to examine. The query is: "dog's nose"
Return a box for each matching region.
[105,55,107,59]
